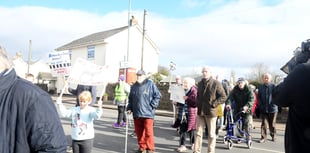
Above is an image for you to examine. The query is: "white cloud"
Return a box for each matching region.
[1,0,310,80]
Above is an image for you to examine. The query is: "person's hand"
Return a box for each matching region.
[243,106,249,112]
[183,96,188,101]
[97,100,103,108]
[173,101,177,105]
[56,97,62,105]
[226,105,231,111]
[127,110,132,114]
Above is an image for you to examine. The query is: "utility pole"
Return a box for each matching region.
[124,1,131,153]
[141,9,147,70]
[27,40,32,75]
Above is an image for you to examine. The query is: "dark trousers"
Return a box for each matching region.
[180,129,195,146]
[260,112,277,139]
[117,105,127,124]
[72,139,93,153]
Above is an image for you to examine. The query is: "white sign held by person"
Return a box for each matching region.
[169,84,185,104]
[48,50,71,76]
[67,58,111,86]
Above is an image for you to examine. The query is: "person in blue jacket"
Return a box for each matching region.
[127,70,161,153]
[0,45,67,152]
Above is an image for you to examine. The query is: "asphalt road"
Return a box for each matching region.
[55,100,285,153]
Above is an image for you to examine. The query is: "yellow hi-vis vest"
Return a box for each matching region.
[114,82,127,101]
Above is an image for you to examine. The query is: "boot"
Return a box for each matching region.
[171,119,181,128]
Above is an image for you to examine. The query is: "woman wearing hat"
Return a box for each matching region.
[113,74,130,128]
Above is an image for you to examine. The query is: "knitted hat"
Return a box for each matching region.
[119,74,125,81]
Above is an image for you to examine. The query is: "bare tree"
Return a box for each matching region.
[248,63,270,83]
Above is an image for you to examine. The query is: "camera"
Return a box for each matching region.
[281,39,310,74]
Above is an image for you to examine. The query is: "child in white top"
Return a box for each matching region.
[57,90,103,153]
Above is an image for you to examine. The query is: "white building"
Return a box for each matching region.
[12,52,57,93]
[55,23,160,95]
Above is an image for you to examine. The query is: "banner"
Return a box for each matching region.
[48,50,71,76]
[169,84,185,104]
[67,58,111,86]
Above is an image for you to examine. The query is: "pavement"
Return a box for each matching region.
[51,94,286,131]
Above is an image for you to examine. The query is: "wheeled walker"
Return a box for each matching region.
[223,110,252,150]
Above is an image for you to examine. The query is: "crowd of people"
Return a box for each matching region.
[1,42,307,153]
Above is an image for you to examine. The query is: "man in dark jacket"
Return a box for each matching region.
[127,70,161,153]
[0,46,67,152]
[258,73,278,143]
[273,62,310,153]
[226,78,254,140]
[193,66,226,153]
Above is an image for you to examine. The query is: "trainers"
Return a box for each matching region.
[113,123,120,128]
[130,132,136,137]
[259,139,266,143]
[121,122,126,127]
[272,137,276,142]
[191,144,195,151]
[66,146,72,153]
[146,150,154,153]
[176,145,187,152]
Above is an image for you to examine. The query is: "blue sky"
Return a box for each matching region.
[0,0,283,17]
[0,0,309,79]
[0,0,216,17]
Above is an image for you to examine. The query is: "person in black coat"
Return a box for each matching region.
[273,61,310,153]
[0,46,67,152]
[258,73,278,143]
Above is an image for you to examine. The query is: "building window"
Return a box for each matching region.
[87,46,95,59]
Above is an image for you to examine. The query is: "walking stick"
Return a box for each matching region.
[125,98,129,153]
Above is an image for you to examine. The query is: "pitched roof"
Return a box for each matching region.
[56,26,128,51]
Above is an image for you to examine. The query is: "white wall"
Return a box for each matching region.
[55,25,160,97]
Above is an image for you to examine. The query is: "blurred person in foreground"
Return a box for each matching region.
[273,58,310,153]
[127,70,161,153]
[0,45,67,152]
[193,66,226,153]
